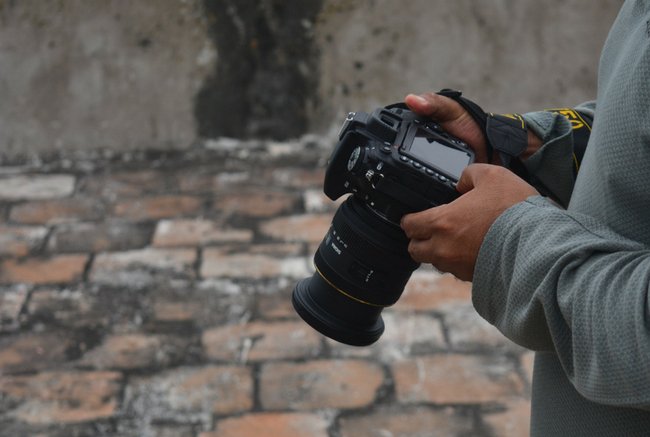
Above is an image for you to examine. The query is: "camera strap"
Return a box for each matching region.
[437,89,529,167]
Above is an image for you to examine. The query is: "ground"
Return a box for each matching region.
[0,138,532,436]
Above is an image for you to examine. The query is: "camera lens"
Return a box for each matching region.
[292,195,419,346]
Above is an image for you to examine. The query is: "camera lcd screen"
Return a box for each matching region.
[409,134,471,180]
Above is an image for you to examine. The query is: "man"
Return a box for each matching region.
[400,1,650,435]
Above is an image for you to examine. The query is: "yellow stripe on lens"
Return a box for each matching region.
[315,266,387,308]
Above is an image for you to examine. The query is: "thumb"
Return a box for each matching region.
[455,163,492,195]
[404,93,464,122]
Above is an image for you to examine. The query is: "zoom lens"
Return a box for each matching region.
[292,195,419,346]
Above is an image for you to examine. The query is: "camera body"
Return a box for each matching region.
[292,104,476,346]
[325,104,475,224]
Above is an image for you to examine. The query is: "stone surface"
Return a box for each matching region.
[0,1,619,157]
[0,255,88,285]
[260,360,384,410]
[0,331,73,373]
[112,195,203,221]
[152,219,252,247]
[47,221,154,253]
[202,320,322,362]
[90,248,196,285]
[338,406,475,437]
[0,371,122,425]
[9,198,105,224]
[393,354,525,405]
[0,225,48,257]
[0,147,534,436]
[204,412,330,437]
[259,214,332,243]
[0,285,29,331]
[124,365,253,421]
[201,247,309,279]
[0,175,75,200]
[79,333,188,370]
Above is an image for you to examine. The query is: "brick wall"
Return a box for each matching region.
[0,141,533,436]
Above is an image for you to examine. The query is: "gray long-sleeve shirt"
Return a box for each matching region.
[472,1,650,435]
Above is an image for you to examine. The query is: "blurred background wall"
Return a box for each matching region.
[0,0,622,158]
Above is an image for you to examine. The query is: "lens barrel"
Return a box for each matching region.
[292,195,419,346]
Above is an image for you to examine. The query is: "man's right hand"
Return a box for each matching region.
[404,93,492,164]
[404,92,543,165]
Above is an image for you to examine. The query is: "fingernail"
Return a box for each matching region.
[409,94,429,105]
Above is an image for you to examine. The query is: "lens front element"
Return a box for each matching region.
[291,196,419,346]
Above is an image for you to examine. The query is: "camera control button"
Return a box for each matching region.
[412,162,422,169]
[425,168,435,176]
[400,156,410,163]
[438,175,448,182]
[381,146,392,154]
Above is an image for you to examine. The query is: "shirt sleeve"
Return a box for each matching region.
[521,101,596,207]
[472,195,650,410]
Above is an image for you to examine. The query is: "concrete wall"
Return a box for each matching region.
[0,0,623,158]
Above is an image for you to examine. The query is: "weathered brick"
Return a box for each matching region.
[201,248,309,279]
[9,198,105,224]
[124,366,253,420]
[79,170,168,198]
[328,312,447,362]
[175,169,216,193]
[112,195,203,221]
[0,371,122,424]
[259,214,331,243]
[0,331,73,373]
[339,406,475,437]
[444,302,524,353]
[90,248,196,285]
[27,288,104,328]
[393,354,524,405]
[256,287,297,319]
[247,242,304,256]
[214,191,299,217]
[47,221,154,253]
[0,285,29,331]
[203,320,321,363]
[483,398,531,437]
[303,188,342,213]
[271,168,325,189]
[152,219,252,247]
[149,280,253,327]
[0,225,48,256]
[27,286,169,332]
[396,269,471,312]
[0,174,75,200]
[260,360,384,410]
[0,255,88,285]
[148,424,196,437]
[324,312,447,363]
[204,412,329,437]
[214,170,251,190]
[80,333,188,370]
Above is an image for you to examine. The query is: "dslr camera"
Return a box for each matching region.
[292,103,475,346]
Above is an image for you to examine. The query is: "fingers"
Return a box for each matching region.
[456,163,490,195]
[404,93,464,122]
[400,209,436,240]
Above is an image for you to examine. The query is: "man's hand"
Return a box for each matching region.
[405,93,491,163]
[405,93,544,165]
[400,164,538,282]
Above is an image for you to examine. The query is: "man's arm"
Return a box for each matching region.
[472,195,650,410]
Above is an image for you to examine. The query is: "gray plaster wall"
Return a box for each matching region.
[0,0,623,158]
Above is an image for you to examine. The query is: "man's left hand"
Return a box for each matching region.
[400,164,538,281]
